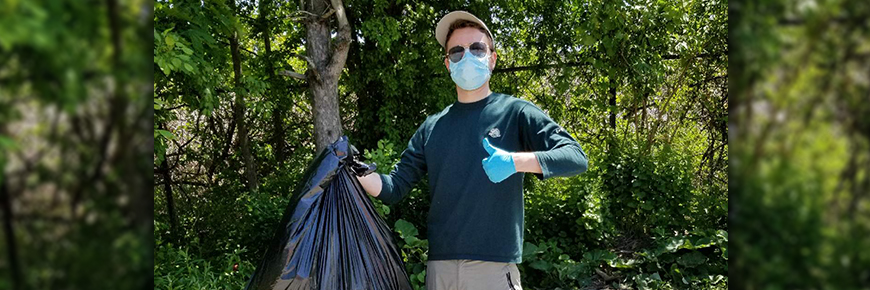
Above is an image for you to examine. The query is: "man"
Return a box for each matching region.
[356,11,588,290]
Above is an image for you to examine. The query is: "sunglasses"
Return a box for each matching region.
[446,41,492,63]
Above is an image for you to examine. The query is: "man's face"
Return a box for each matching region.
[444,27,497,73]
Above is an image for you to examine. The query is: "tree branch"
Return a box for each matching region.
[326,0,351,77]
[493,61,589,74]
[492,51,727,74]
[292,53,321,82]
[215,37,258,56]
[154,180,209,187]
[279,70,308,81]
[662,51,728,60]
[320,8,336,21]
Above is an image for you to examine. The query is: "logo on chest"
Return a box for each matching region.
[488,127,501,138]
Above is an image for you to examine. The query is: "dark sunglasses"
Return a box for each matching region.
[446,41,492,63]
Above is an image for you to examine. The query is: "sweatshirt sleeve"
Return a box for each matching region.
[518,103,589,180]
[376,123,428,205]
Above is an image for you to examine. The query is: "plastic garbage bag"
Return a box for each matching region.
[244,136,412,290]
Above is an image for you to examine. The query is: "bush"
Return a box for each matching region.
[154,221,256,290]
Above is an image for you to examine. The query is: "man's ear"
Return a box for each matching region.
[444,57,450,72]
[490,50,498,71]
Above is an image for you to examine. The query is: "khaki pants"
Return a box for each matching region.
[426,259,522,290]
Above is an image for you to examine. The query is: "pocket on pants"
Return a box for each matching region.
[504,264,522,290]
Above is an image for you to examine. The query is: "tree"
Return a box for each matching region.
[283,0,353,152]
[228,0,259,191]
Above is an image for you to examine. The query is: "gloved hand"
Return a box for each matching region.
[481,138,517,183]
[348,144,377,177]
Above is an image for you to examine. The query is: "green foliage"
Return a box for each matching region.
[728,0,870,288]
[519,230,727,289]
[2,0,153,288]
[155,221,255,289]
[362,139,399,217]
[394,219,429,290]
[602,144,696,236]
[364,139,400,174]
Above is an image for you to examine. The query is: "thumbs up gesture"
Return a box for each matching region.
[481,138,517,183]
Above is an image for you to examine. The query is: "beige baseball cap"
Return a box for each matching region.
[435,11,494,48]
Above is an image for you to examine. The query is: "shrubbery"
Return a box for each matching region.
[155,136,727,289]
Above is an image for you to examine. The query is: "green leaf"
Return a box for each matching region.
[521,242,539,260]
[583,249,617,262]
[529,260,551,271]
[156,129,175,140]
[154,28,163,44]
[165,34,176,48]
[394,219,418,240]
[417,270,426,283]
[676,251,707,268]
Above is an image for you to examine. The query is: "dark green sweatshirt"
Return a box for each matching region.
[376,93,588,263]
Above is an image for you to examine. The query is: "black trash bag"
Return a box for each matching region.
[244,136,412,290]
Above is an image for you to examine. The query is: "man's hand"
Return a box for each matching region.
[349,145,382,197]
[356,173,382,197]
[481,138,517,183]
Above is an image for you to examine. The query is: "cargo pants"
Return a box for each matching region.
[426,259,523,290]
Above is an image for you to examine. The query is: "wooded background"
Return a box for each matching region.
[1,0,153,289]
[151,0,727,289]
[730,0,870,289]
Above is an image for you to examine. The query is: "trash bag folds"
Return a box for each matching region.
[244,136,412,290]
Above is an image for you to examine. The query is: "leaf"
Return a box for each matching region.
[522,242,539,260]
[154,28,163,44]
[156,129,175,140]
[608,258,638,269]
[165,34,176,48]
[529,260,551,271]
[583,249,617,262]
[676,251,707,268]
[662,237,687,253]
[394,219,418,240]
[417,270,426,283]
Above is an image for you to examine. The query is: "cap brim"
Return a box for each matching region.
[435,11,493,48]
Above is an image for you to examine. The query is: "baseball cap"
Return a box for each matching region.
[435,11,494,48]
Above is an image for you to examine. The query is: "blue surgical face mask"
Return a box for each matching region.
[449,51,491,91]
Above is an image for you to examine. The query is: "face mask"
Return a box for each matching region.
[449,52,491,91]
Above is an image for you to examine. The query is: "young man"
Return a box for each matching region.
[356,11,588,290]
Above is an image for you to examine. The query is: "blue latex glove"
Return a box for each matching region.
[481,138,517,183]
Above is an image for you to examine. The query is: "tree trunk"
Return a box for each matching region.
[304,0,351,153]
[160,154,177,241]
[608,81,617,130]
[1,178,22,289]
[261,0,286,165]
[230,0,258,191]
[607,80,617,153]
[207,114,236,183]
